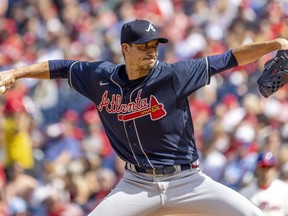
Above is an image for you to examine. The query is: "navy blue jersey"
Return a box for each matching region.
[68,58,209,168]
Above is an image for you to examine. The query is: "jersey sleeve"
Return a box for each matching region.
[171,57,209,99]
[48,60,76,79]
[68,60,105,100]
[171,50,238,99]
[208,50,238,75]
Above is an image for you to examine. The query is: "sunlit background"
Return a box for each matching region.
[0,0,288,215]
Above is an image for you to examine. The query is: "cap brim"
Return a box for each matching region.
[133,35,168,44]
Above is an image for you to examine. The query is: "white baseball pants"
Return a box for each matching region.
[88,168,263,216]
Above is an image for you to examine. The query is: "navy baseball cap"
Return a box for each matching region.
[120,20,168,44]
[257,152,277,167]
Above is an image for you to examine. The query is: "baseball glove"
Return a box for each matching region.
[257,50,288,98]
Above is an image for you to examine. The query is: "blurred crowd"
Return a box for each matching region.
[0,0,288,215]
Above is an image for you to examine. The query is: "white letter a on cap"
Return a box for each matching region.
[145,23,155,32]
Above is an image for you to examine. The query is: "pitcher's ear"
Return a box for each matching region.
[122,43,130,53]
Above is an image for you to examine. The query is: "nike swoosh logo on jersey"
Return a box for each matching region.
[100,81,109,86]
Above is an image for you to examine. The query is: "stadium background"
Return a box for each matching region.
[0,0,288,215]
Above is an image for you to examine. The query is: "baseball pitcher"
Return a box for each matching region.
[1,19,288,216]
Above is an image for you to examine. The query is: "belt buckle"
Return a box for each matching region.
[164,166,177,175]
[152,166,177,176]
[152,168,164,176]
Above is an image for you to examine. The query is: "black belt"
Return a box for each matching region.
[126,161,199,176]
